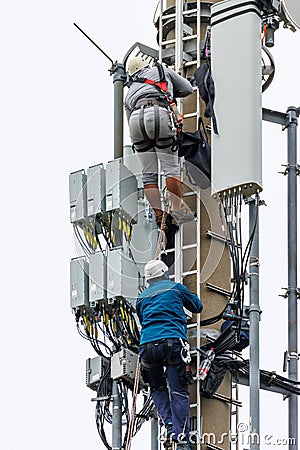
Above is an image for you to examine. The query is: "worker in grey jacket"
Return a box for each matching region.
[124,56,194,227]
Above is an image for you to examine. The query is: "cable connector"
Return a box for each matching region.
[223,305,239,321]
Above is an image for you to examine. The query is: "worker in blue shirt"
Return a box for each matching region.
[136,259,203,450]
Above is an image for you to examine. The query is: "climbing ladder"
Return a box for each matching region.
[157,1,202,447]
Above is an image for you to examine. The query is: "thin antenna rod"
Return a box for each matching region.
[73,23,114,65]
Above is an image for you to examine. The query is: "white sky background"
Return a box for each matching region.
[1,1,300,449]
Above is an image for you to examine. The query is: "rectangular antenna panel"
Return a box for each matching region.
[123,146,143,189]
[87,164,106,216]
[89,251,107,305]
[107,248,139,306]
[106,159,138,221]
[211,0,262,196]
[86,355,110,391]
[69,170,87,223]
[111,349,138,384]
[70,257,89,310]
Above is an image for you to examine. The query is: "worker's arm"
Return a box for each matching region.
[124,100,131,123]
[179,284,203,313]
[166,68,193,98]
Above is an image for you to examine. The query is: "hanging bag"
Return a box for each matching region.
[178,117,211,189]
[193,62,219,135]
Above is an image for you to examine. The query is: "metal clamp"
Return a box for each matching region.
[283,350,300,372]
[279,287,300,299]
[278,163,300,176]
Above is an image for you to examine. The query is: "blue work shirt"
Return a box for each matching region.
[136,279,203,345]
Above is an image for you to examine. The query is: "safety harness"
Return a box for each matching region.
[131,62,183,152]
[140,338,184,368]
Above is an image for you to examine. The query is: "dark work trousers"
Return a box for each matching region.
[139,338,190,443]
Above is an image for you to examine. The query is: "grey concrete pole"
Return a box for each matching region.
[112,380,122,450]
[286,106,299,449]
[150,417,159,450]
[111,62,126,450]
[113,63,125,159]
[248,196,260,450]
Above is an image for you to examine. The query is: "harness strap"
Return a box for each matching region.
[138,78,168,92]
[133,97,169,111]
[139,105,150,143]
[140,338,183,368]
[157,62,167,84]
[133,62,170,101]
[154,104,160,140]
[132,140,153,153]
[156,136,175,149]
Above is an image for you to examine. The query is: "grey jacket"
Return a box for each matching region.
[124,65,193,122]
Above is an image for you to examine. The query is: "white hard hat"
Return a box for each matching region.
[128,55,149,76]
[144,259,168,281]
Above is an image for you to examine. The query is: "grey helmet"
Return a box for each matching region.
[128,55,149,76]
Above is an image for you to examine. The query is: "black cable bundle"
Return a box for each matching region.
[132,391,155,436]
[238,364,300,396]
[95,363,113,450]
[202,192,258,337]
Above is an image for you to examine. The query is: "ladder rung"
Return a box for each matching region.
[183,35,198,42]
[182,243,197,250]
[183,8,199,15]
[190,403,200,408]
[182,269,197,277]
[183,60,198,67]
[161,38,176,46]
[183,191,197,197]
[161,12,176,20]
[183,112,198,119]
[187,322,199,328]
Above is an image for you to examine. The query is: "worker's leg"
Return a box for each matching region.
[155,138,182,213]
[134,150,162,219]
[154,109,195,224]
[130,108,163,220]
[166,342,190,445]
[143,183,162,217]
[139,346,172,426]
[155,109,192,220]
[167,364,190,443]
[165,176,182,211]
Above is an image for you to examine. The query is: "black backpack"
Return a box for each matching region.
[178,117,211,189]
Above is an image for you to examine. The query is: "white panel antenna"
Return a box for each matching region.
[211,0,263,197]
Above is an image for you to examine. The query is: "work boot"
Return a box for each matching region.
[176,445,190,450]
[171,206,195,225]
[163,424,173,450]
[156,212,179,234]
